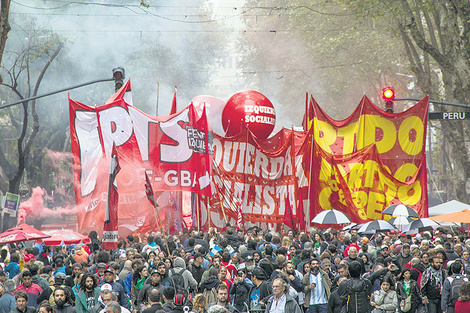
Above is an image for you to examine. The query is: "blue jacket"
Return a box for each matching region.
[4,263,20,279]
[0,292,15,313]
[99,280,130,310]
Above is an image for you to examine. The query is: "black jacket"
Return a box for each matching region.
[53,303,77,313]
[396,279,422,308]
[327,290,343,313]
[230,280,252,311]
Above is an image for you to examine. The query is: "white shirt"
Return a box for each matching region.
[269,294,287,313]
[309,272,327,305]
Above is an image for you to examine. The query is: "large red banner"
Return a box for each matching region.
[201,96,429,230]
[69,95,213,235]
[70,87,429,233]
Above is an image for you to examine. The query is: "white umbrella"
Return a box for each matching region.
[382,204,419,218]
[402,218,440,233]
[358,220,396,233]
[311,209,351,224]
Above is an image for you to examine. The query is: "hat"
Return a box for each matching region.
[304,242,313,250]
[24,253,35,263]
[465,239,470,246]
[72,263,82,269]
[97,262,106,268]
[447,234,453,239]
[101,283,113,291]
[104,268,114,274]
[245,255,254,261]
[56,273,66,280]
[435,238,441,242]
[400,233,407,237]
[380,245,389,250]
[361,237,369,243]
[193,252,203,260]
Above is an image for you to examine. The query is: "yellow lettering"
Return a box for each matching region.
[367,191,386,220]
[337,122,358,154]
[313,118,336,153]
[398,116,424,155]
[357,115,396,153]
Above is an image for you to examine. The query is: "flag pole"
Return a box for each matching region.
[196,194,200,232]
[152,203,170,256]
[156,79,160,116]
[207,196,211,230]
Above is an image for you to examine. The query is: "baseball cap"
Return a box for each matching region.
[101,283,113,291]
[193,252,203,259]
[97,262,107,268]
[400,233,406,237]
[104,268,114,274]
[380,245,389,250]
[447,234,453,239]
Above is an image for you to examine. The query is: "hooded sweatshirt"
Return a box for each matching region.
[170,257,198,292]
[157,262,175,289]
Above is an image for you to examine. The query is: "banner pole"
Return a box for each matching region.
[196,193,200,232]
[156,79,160,116]
[307,130,314,231]
[153,203,170,256]
[207,196,211,230]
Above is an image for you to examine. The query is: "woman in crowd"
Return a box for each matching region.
[370,272,398,313]
[396,268,422,313]
[313,233,328,255]
[218,265,233,302]
[192,294,208,313]
[455,281,470,313]
[131,265,148,310]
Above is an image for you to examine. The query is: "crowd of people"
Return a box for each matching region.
[0,225,469,313]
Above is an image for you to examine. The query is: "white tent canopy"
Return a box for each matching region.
[429,200,470,216]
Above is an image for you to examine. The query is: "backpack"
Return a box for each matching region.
[170,268,186,292]
[202,286,217,304]
[346,279,371,313]
[448,274,469,306]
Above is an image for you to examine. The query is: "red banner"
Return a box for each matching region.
[69,95,213,235]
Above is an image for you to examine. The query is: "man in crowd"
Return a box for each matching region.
[137,269,162,309]
[76,273,100,313]
[302,258,331,313]
[15,270,42,309]
[10,291,35,313]
[53,286,76,313]
[99,269,129,310]
[142,288,163,313]
[208,284,238,313]
[0,280,16,313]
[248,268,271,311]
[421,256,446,313]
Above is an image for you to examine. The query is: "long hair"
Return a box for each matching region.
[192,294,207,313]
[459,281,470,302]
[79,272,97,291]
[133,265,147,285]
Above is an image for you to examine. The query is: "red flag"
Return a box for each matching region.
[144,172,157,207]
[170,86,177,114]
[236,201,243,230]
[283,196,296,230]
[105,80,132,105]
[297,197,306,231]
[302,95,314,131]
[103,143,120,250]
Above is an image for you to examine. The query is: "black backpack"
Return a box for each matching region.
[170,268,186,292]
[449,274,469,306]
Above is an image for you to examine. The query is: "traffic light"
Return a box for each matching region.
[112,67,125,91]
[382,87,395,113]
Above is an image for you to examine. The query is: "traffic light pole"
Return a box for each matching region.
[395,97,470,109]
[0,77,114,110]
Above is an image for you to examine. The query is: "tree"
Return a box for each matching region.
[0,0,11,84]
[0,24,64,198]
[343,0,470,202]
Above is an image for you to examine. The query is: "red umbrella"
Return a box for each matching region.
[0,224,50,244]
[41,229,91,246]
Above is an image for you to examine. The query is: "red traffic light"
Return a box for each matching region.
[382,87,395,100]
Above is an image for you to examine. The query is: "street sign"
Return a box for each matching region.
[3,193,19,215]
[429,112,470,120]
[19,183,30,199]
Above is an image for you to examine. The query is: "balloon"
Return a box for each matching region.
[191,95,226,135]
[222,90,276,139]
